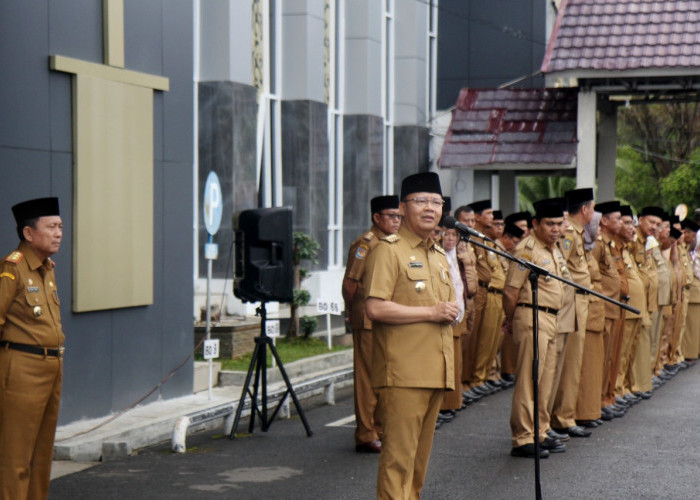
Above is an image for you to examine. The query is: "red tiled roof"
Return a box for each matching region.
[439,88,578,169]
[542,0,700,74]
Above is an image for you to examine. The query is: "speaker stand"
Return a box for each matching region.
[229,303,313,438]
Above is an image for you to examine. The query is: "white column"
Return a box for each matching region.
[577,90,597,188]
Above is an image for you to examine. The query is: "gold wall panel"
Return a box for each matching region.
[73,74,154,311]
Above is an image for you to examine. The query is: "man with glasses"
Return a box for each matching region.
[365,172,458,498]
[342,195,400,454]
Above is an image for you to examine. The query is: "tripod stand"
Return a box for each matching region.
[229,303,313,438]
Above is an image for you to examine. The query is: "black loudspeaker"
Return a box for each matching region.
[233,207,294,303]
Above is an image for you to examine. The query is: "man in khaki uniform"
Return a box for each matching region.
[615,207,647,401]
[365,172,458,499]
[551,188,595,438]
[0,197,65,500]
[454,206,479,404]
[342,195,400,453]
[629,207,662,401]
[681,219,700,362]
[593,202,626,418]
[504,201,566,459]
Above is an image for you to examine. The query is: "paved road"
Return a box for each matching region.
[50,363,700,499]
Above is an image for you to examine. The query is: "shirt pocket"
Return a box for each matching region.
[405,267,434,304]
[24,290,48,321]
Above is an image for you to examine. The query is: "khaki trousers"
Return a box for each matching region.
[682,303,700,361]
[500,329,518,375]
[470,292,504,386]
[648,310,664,372]
[631,320,653,393]
[551,295,588,429]
[602,317,624,407]
[615,317,642,396]
[0,349,62,500]
[376,387,443,500]
[353,328,380,444]
[654,306,674,374]
[462,292,483,388]
[441,331,463,410]
[510,308,558,447]
[576,331,604,420]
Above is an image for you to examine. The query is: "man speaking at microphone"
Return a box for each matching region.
[364,172,458,499]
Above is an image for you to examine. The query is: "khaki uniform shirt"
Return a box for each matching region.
[585,243,605,333]
[506,234,564,312]
[631,228,659,312]
[560,217,592,288]
[653,246,672,307]
[485,241,506,290]
[0,242,64,348]
[364,225,455,390]
[622,247,646,319]
[459,242,478,299]
[343,225,388,331]
[595,233,622,319]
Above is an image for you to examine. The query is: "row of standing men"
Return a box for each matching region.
[342,175,700,497]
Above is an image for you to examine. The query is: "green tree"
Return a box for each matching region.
[617,102,700,210]
[517,175,576,212]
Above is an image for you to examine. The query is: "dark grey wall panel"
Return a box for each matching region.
[394,125,430,195]
[49,0,102,64]
[0,2,50,150]
[163,1,195,164]
[342,114,384,262]
[282,100,330,271]
[160,161,196,398]
[437,0,546,109]
[198,81,258,279]
[0,1,195,424]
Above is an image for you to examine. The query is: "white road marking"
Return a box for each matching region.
[326,414,356,427]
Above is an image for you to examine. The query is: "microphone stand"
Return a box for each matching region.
[458,230,638,500]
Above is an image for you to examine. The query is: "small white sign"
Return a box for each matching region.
[329,301,342,316]
[317,299,330,314]
[203,339,220,360]
[266,319,281,338]
[204,242,218,260]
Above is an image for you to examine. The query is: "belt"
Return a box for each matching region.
[487,287,503,295]
[575,289,589,295]
[0,340,65,358]
[478,280,490,288]
[517,303,559,315]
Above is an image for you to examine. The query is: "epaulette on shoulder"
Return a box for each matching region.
[4,251,23,264]
[434,244,446,255]
[382,234,400,244]
[362,230,375,241]
[525,237,536,249]
[596,235,603,241]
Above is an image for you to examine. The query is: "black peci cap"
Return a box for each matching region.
[596,201,621,215]
[493,210,503,220]
[504,222,525,239]
[639,206,666,219]
[619,205,634,218]
[564,188,595,206]
[12,197,60,225]
[681,219,700,232]
[533,199,565,220]
[400,172,442,199]
[371,195,399,214]
[468,199,492,213]
[505,211,531,225]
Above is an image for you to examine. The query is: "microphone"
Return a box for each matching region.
[442,216,490,241]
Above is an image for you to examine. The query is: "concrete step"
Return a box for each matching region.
[218,349,353,386]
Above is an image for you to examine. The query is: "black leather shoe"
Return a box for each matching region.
[438,410,456,423]
[464,388,483,401]
[615,396,631,407]
[594,419,604,425]
[664,364,680,375]
[540,437,566,453]
[635,391,652,400]
[511,444,549,458]
[487,378,505,388]
[623,393,641,404]
[501,373,515,383]
[484,380,503,393]
[553,425,592,438]
[576,419,599,428]
[658,370,674,380]
[499,377,515,388]
[601,406,624,419]
[471,384,495,396]
[547,428,570,442]
[356,440,382,453]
